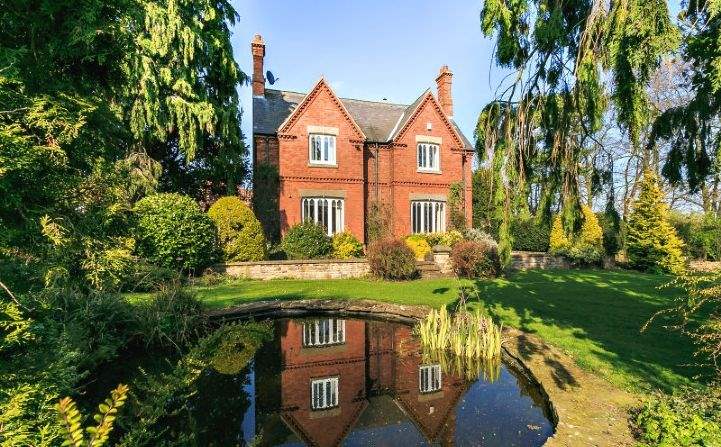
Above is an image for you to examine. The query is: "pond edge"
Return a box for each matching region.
[207,298,560,435]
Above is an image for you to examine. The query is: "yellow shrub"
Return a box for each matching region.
[440,230,464,247]
[549,215,570,255]
[405,235,432,260]
[578,205,603,248]
[331,231,364,259]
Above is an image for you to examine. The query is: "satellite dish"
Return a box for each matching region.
[266,70,279,85]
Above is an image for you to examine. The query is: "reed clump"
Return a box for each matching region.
[415,306,503,360]
[421,347,501,382]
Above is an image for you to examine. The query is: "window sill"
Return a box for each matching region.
[417,168,442,174]
[309,163,338,168]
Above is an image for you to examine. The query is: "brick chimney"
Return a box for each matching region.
[251,34,266,97]
[435,65,453,118]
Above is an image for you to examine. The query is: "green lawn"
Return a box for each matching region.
[135,269,707,393]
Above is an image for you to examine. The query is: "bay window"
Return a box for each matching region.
[411,200,445,233]
[417,143,439,171]
[309,134,336,165]
[302,197,344,236]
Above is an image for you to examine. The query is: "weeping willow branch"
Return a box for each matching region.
[477,0,678,265]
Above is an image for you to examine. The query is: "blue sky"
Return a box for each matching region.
[230,0,504,148]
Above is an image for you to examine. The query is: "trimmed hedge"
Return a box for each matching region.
[367,239,418,280]
[281,221,332,260]
[208,196,267,262]
[510,218,550,252]
[133,193,218,271]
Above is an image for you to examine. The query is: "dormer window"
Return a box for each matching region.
[417,143,439,171]
[309,134,336,165]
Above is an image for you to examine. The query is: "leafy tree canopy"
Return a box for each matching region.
[478,0,679,264]
[648,1,721,214]
[0,0,247,254]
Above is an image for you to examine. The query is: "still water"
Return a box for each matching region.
[183,317,554,447]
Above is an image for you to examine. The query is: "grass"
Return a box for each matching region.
[127,269,708,393]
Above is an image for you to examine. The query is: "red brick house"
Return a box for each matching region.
[251,34,474,242]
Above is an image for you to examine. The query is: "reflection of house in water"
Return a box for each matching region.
[254,318,469,447]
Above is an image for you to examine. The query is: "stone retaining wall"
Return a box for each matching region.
[510,251,570,270]
[217,251,569,281]
[217,259,370,280]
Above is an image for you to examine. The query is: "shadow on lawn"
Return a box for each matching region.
[472,269,709,391]
[514,332,580,390]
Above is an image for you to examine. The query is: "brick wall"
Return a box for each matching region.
[387,95,473,236]
[253,134,280,168]
[277,82,367,241]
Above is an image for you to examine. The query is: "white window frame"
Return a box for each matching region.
[301,197,344,236]
[419,364,442,393]
[311,377,339,410]
[302,319,346,347]
[411,200,445,233]
[309,134,336,165]
[417,143,440,172]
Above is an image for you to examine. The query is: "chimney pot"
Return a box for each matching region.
[435,65,453,118]
[251,34,266,96]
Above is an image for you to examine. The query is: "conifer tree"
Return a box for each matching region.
[627,170,685,273]
[567,204,604,264]
[577,205,604,249]
[549,215,570,256]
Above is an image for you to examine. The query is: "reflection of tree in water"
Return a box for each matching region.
[190,367,252,446]
[119,322,272,446]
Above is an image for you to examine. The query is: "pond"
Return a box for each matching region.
[108,316,555,446]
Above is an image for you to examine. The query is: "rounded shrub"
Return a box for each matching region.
[367,238,418,280]
[207,196,267,262]
[133,193,218,271]
[451,240,499,278]
[464,228,499,250]
[422,232,444,247]
[440,230,464,247]
[281,221,332,259]
[404,235,432,260]
[331,231,364,259]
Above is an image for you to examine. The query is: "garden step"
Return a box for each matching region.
[416,261,446,278]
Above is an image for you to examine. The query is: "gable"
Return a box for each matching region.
[278,78,366,139]
[391,92,466,150]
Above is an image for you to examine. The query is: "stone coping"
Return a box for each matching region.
[207,299,636,446]
[222,258,366,267]
[220,251,562,266]
[207,299,427,325]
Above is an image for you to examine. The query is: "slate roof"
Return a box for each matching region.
[253,88,474,150]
